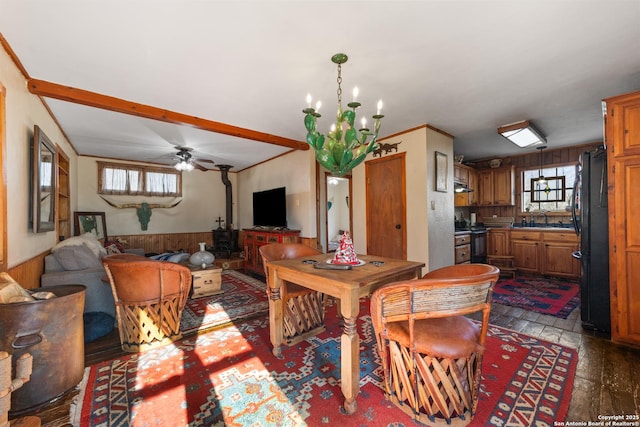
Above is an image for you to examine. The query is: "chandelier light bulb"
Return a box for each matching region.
[315,100,321,113]
[377,100,383,115]
[306,93,312,108]
[352,86,359,102]
[361,118,367,128]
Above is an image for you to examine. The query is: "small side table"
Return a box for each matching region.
[185,264,223,299]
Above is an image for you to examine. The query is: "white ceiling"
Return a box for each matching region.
[1,1,639,170]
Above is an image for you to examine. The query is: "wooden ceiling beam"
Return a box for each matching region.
[27,79,308,151]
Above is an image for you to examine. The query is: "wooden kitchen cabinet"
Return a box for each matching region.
[604,89,640,347]
[478,166,515,206]
[511,230,541,274]
[454,232,471,264]
[243,228,301,275]
[454,164,478,207]
[487,229,510,257]
[468,168,478,206]
[542,231,580,278]
[509,229,579,278]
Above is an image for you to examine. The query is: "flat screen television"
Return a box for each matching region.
[252,186,287,228]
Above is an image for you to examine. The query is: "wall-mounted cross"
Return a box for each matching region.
[215,216,225,229]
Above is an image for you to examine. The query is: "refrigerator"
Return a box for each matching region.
[571,146,610,332]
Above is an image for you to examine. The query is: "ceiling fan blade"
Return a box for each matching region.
[193,161,208,171]
[195,158,215,164]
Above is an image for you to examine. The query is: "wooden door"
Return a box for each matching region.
[543,241,579,278]
[493,167,514,205]
[365,153,406,259]
[487,229,509,256]
[478,170,494,205]
[512,239,540,273]
[605,90,640,347]
[468,169,478,206]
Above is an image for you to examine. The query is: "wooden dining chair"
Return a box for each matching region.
[370,263,500,425]
[103,253,192,352]
[259,243,326,346]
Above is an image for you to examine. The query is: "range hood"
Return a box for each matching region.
[454,182,474,193]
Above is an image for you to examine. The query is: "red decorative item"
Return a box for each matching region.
[332,231,360,265]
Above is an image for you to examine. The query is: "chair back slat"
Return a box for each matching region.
[411,281,493,317]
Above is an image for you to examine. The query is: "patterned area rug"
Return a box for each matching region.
[180,270,268,335]
[71,299,577,426]
[493,275,580,318]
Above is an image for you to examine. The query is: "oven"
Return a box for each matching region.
[470,229,487,263]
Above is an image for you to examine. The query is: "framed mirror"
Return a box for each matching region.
[32,125,57,233]
[74,211,108,241]
[325,172,352,252]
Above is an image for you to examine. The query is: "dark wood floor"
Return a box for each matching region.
[13,281,640,426]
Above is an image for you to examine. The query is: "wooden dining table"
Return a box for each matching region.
[265,253,424,414]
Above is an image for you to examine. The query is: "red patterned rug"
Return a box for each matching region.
[493,275,580,318]
[71,298,577,426]
[180,270,268,335]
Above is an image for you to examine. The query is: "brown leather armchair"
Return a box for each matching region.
[259,243,326,346]
[370,263,500,425]
[102,253,192,352]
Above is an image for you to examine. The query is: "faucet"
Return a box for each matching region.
[538,211,548,226]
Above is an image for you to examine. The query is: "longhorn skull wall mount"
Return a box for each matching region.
[100,197,182,230]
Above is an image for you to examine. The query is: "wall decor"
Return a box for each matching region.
[32,125,57,233]
[74,211,107,241]
[435,151,448,192]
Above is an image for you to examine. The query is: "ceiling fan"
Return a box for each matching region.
[173,146,215,172]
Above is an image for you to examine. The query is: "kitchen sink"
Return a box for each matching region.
[512,223,573,229]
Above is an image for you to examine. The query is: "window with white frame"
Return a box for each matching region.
[521,164,576,213]
[98,162,182,197]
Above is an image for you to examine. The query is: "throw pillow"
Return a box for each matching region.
[104,240,124,254]
[53,245,103,271]
[84,312,115,343]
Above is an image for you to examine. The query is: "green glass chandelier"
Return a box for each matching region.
[303,53,384,177]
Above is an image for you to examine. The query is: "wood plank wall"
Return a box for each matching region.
[8,251,48,290]
[109,231,214,255]
[471,142,602,221]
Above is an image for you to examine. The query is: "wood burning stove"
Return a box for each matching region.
[212,165,240,258]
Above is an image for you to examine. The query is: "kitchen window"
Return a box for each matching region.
[98,161,182,197]
[521,164,575,213]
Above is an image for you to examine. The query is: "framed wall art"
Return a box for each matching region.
[74,211,107,241]
[435,151,448,192]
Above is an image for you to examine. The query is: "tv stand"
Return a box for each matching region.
[243,228,301,275]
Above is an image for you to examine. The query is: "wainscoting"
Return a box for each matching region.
[7,251,48,290]
[110,231,213,255]
[10,232,318,290]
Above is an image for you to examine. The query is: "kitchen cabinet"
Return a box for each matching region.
[454,164,469,185]
[454,232,471,264]
[478,166,515,206]
[468,169,478,206]
[511,230,541,274]
[487,229,510,257]
[509,229,579,278]
[454,164,477,207]
[243,228,301,276]
[604,89,640,348]
[542,231,580,278]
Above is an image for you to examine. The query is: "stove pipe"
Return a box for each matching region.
[217,165,233,229]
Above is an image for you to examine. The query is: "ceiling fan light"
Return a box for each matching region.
[498,120,546,148]
[174,160,194,171]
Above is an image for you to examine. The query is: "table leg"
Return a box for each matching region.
[340,293,360,414]
[268,269,284,357]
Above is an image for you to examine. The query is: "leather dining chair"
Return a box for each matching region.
[259,243,326,346]
[102,253,192,352]
[370,263,500,425]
